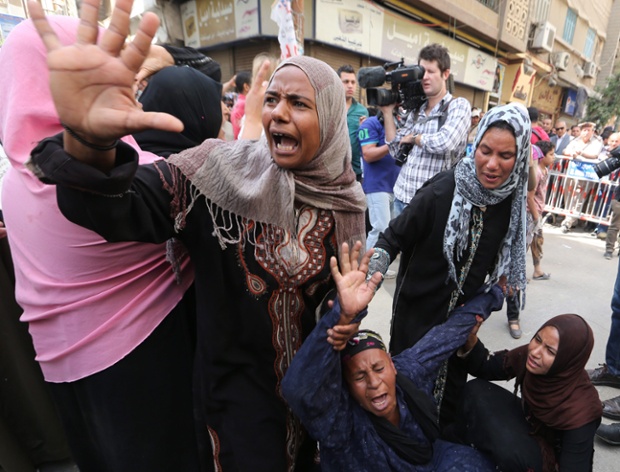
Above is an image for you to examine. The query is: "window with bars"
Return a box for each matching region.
[563,8,577,44]
[584,28,596,59]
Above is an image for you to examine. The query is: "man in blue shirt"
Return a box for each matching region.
[358,109,401,252]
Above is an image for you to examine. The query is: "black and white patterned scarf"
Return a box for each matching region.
[443,104,531,298]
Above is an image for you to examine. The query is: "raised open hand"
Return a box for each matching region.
[239,59,272,140]
[330,242,382,323]
[326,242,382,350]
[28,0,183,146]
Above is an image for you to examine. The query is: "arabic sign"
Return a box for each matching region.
[567,160,599,181]
[0,13,23,47]
[315,0,384,57]
[315,1,496,91]
[381,10,468,83]
[182,0,260,47]
[271,0,301,58]
[530,79,562,116]
[235,0,259,39]
[380,10,495,91]
[463,49,497,92]
[197,0,236,44]
[505,63,536,105]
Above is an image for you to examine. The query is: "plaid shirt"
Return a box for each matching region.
[389,94,471,204]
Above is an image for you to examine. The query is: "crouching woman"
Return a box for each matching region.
[282,242,502,471]
[455,314,602,472]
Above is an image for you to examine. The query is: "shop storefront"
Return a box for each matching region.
[178,0,500,106]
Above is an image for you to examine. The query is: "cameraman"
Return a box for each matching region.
[381,44,471,216]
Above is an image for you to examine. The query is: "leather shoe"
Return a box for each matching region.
[596,423,620,445]
[602,396,620,420]
[588,364,620,388]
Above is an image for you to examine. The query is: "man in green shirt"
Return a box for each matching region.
[338,64,368,182]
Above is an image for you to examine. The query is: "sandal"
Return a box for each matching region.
[509,321,522,339]
[532,273,550,281]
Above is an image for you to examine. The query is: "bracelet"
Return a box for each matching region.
[61,123,119,151]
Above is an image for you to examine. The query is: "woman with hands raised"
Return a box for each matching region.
[27,0,367,470]
[2,9,208,472]
[283,242,502,471]
[29,0,183,162]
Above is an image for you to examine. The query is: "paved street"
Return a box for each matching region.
[363,222,620,470]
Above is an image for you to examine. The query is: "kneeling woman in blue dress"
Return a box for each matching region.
[282,242,501,471]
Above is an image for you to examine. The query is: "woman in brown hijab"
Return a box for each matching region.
[455,314,602,472]
[26,1,365,470]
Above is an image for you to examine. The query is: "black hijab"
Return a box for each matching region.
[133,66,222,157]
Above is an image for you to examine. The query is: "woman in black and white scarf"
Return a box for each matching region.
[369,102,531,428]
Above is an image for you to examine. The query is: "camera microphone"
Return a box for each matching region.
[357,66,387,89]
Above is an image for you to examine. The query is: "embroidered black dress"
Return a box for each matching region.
[34,137,337,472]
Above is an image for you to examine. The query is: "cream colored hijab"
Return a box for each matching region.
[168,55,366,249]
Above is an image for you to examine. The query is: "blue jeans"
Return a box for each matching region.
[366,192,394,250]
[393,198,408,219]
[606,257,620,375]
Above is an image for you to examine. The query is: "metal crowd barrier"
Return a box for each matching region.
[544,155,620,226]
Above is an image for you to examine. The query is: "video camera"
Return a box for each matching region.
[357,60,426,111]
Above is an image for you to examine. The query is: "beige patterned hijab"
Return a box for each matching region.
[168,56,366,249]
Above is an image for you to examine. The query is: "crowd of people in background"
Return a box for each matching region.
[2,0,620,470]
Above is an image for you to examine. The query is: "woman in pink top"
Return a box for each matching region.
[527,141,556,280]
[0,16,218,471]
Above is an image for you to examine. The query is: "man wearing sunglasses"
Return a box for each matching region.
[552,120,571,155]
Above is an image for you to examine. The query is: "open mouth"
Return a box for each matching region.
[371,393,388,409]
[272,132,299,152]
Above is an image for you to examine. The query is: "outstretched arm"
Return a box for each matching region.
[28,0,183,172]
[394,285,504,393]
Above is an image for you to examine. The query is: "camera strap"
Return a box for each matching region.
[410,98,465,170]
[411,98,454,129]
